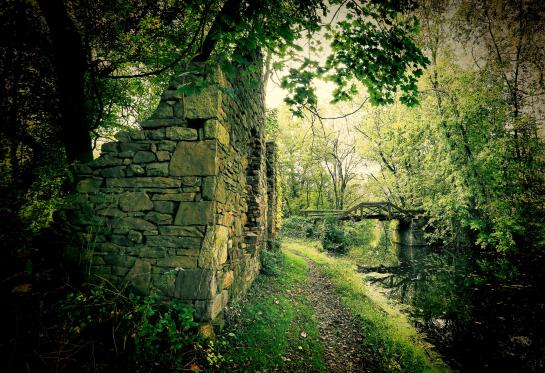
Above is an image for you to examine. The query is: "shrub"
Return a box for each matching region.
[281,216,317,239]
[52,282,211,372]
[267,238,281,251]
[321,217,347,254]
[132,296,200,371]
[260,248,284,276]
[19,161,68,234]
[343,220,374,248]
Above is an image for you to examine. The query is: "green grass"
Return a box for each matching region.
[284,238,449,373]
[217,250,325,372]
[215,239,448,372]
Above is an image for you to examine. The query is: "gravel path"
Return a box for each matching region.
[299,256,371,372]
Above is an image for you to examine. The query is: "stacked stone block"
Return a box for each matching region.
[66,59,276,324]
[266,142,279,246]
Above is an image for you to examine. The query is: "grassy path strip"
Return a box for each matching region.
[217,249,325,372]
[302,255,371,372]
[285,238,450,373]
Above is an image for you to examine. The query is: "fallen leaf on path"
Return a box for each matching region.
[187,362,203,371]
[12,283,32,293]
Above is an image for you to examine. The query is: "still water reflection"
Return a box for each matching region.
[359,224,543,371]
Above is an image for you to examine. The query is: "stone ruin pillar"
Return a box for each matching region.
[266,142,279,249]
[63,61,276,326]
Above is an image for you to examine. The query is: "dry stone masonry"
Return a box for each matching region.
[65,60,278,326]
[266,142,279,249]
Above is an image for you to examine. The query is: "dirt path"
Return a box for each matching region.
[297,254,371,372]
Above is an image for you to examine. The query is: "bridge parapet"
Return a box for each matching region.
[302,202,423,222]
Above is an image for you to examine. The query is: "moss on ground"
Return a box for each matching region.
[217,250,325,372]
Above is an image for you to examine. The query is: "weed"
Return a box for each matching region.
[260,248,284,276]
[281,215,318,239]
[320,217,348,254]
[50,282,207,372]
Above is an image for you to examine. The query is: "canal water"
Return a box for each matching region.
[360,221,544,372]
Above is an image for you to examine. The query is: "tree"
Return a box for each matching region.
[0,1,430,240]
[275,106,331,214]
[355,0,545,253]
[275,103,366,214]
[0,0,429,255]
[455,0,545,152]
[313,123,364,209]
[4,0,427,163]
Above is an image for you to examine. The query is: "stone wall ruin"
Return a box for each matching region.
[64,60,278,326]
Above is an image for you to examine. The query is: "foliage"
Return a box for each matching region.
[343,220,375,249]
[345,220,400,267]
[346,3,545,368]
[265,109,284,229]
[320,216,348,254]
[55,283,207,372]
[0,0,429,231]
[18,160,69,234]
[260,247,285,276]
[265,108,280,142]
[132,296,200,371]
[324,1,427,107]
[319,217,377,255]
[275,105,364,215]
[283,215,379,256]
[312,122,364,210]
[1,0,428,166]
[357,50,544,256]
[281,215,318,239]
[281,0,429,117]
[275,107,332,214]
[275,169,284,230]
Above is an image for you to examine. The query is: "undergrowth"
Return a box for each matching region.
[260,245,284,276]
[61,284,210,372]
[5,278,217,372]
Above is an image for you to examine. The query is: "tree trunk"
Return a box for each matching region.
[38,0,93,163]
[192,0,243,62]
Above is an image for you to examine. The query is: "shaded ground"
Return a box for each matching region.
[302,257,371,372]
